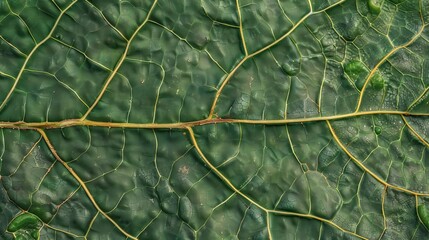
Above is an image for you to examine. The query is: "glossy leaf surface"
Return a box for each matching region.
[0,0,429,239]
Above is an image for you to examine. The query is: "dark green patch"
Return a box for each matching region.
[374,126,382,135]
[389,0,405,4]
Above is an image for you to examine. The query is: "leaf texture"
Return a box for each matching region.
[0,0,429,239]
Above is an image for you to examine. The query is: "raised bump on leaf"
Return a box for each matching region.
[277,172,342,219]
[7,212,42,240]
[281,61,299,76]
[369,72,385,90]
[231,93,250,116]
[418,204,429,230]
[344,60,368,90]
[374,126,382,135]
[179,196,193,223]
[368,0,381,15]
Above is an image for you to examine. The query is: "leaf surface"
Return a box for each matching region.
[0,0,429,239]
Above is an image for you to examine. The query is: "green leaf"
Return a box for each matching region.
[0,0,428,239]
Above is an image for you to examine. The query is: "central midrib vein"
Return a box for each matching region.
[0,110,427,129]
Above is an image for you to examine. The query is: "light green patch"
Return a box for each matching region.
[418,204,429,230]
[7,213,42,240]
[344,60,368,90]
[370,72,385,90]
[368,0,382,15]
